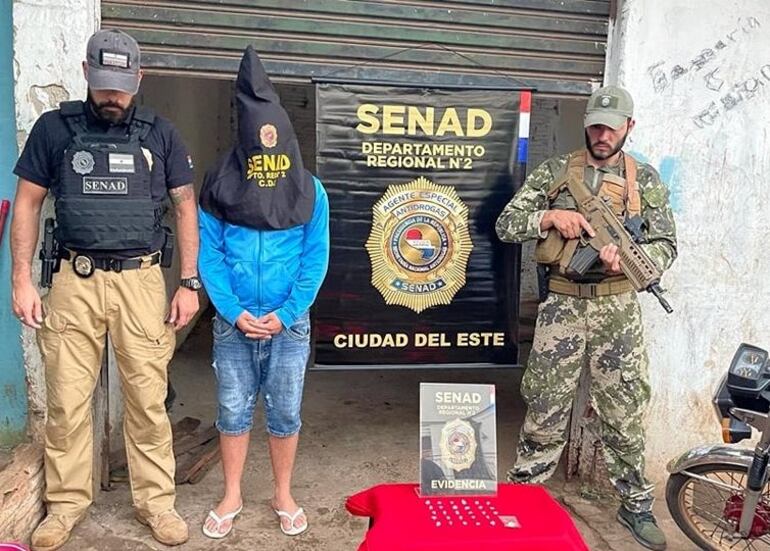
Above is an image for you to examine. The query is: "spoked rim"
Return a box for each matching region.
[677,467,770,550]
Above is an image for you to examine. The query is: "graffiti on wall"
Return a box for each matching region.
[646,16,760,94]
[645,16,766,129]
[692,64,770,128]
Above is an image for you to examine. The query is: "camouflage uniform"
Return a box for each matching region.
[496,152,677,513]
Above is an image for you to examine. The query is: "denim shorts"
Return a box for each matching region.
[211,312,310,437]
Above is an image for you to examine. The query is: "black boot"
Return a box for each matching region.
[617,506,667,550]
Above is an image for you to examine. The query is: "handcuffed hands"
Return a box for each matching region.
[236,311,283,340]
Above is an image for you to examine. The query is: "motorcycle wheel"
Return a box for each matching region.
[667,463,770,550]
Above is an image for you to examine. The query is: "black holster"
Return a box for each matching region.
[537,264,550,303]
[39,218,61,288]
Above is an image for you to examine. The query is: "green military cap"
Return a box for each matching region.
[584,85,634,129]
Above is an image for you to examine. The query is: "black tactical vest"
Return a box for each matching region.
[55,100,164,251]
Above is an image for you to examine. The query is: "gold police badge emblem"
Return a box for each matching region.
[259,124,278,148]
[365,177,472,313]
[439,418,477,472]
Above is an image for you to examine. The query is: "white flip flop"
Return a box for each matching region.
[274,507,308,536]
[202,504,243,539]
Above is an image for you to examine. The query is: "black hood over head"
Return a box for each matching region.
[199,46,315,230]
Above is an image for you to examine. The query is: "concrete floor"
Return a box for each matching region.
[57,312,695,550]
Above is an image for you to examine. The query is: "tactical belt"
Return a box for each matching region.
[61,249,161,274]
[548,275,634,298]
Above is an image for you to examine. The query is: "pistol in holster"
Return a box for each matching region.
[39,218,61,288]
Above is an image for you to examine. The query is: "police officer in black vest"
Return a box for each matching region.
[11,30,199,550]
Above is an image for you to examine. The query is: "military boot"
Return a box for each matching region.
[31,512,85,551]
[617,506,667,550]
[136,509,189,546]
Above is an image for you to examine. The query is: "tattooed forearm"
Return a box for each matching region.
[169,184,194,206]
[170,183,199,278]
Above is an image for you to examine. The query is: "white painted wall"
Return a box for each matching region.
[13,0,100,440]
[608,1,770,480]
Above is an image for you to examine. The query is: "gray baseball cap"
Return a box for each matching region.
[584,85,634,129]
[86,29,141,95]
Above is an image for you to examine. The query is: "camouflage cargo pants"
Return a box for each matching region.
[508,290,654,512]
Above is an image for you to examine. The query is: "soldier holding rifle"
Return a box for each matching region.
[496,85,677,550]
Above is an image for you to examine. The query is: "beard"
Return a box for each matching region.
[585,129,628,160]
[88,92,133,124]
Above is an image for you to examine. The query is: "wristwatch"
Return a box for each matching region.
[180,276,203,291]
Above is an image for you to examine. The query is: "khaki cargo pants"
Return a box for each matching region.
[37,257,176,517]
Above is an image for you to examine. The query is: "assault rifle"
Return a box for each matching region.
[566,183,673,314]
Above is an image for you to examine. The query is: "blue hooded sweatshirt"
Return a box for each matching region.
[198,179,329,328]
[198,46,329,328]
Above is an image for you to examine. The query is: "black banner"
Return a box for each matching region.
[315,84,521,367]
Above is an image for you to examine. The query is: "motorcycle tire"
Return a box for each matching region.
[666,463,770,551]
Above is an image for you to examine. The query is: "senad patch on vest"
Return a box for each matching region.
[82,176,128,195]
[109,153,135,173]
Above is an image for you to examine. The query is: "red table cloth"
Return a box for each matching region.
[346,483,589,551]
